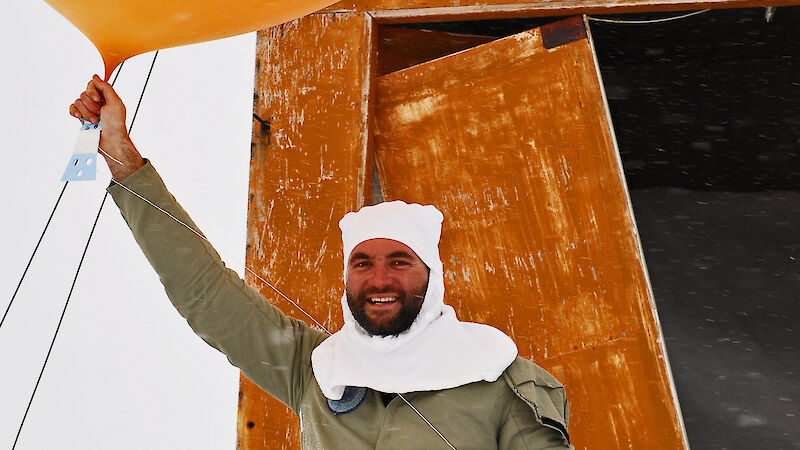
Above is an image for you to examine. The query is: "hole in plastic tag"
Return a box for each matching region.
[61,121,101,181]
[62,154,97,181]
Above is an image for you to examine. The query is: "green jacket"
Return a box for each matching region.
[109,162,572,449]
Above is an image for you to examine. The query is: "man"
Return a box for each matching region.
[70,75,572,449]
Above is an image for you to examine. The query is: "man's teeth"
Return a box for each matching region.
[369,297,396,303]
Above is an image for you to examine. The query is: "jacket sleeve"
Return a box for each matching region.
[107,161,328,413]
[499,357,573,449]
[498,394,574,449]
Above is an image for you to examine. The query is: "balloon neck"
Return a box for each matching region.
[102,57,123,82]
[104,65,114,82]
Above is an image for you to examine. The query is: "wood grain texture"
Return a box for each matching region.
[378,26,494,76]
[374,18,686,449]
[239,12,375,450]
[323,0,798,23]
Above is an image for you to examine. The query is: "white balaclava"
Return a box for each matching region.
[311,200,517,400]
[339,201,446,352]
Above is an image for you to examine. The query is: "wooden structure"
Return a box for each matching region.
[239,1,791,449]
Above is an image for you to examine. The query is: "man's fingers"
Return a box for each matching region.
[68,104,82,121]
[80,92,102,115]
[73,98,98,124]
[69,76,123,125]
[86,80,102,103]
[91,74,121,103]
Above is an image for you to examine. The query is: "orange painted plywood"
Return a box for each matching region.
[374,17,685,449]
[378,26,494,76]
[544,332,683,446]
[240,12,375,450]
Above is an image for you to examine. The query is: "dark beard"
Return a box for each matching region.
[346,287,426,337]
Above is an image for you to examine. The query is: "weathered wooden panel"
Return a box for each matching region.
[544,332,683,446]
[378,26,494,76]
[240,12,375,450]
[374,17,686,449]
[324,0,797,22]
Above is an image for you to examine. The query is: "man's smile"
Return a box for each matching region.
[367,296,398,304]
[364,295,402,316]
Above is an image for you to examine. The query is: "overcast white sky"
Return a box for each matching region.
[1,2,256,449]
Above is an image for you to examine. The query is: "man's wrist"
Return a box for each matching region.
[110,156,145,181]
[103,137,145,181]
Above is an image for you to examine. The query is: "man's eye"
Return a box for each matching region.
[353,261,370,268]
[392,260,409,266]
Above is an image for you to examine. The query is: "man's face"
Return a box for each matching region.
[346,238,429,336]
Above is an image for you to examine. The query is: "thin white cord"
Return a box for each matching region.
[397,393,457,449]
[113,178,455,447]
[109,179,331,333]
[588,9,710,24]
[98,147,124,166]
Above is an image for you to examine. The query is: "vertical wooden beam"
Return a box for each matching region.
[238,12,375,450]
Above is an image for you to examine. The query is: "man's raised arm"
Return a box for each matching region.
[68,78,327,412]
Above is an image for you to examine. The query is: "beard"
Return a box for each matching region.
[346,282,427,337]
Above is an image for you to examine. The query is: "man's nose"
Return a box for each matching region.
[368,264,393,289]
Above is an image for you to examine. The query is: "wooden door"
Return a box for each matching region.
[374,16,688,449]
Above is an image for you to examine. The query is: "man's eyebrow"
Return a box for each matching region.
[348,251,416,263]
[388,251,415,259]
[349,252,370,263]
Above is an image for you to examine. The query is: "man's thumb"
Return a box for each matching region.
[92,74,120,102]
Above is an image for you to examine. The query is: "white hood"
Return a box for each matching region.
[311,200,517,400]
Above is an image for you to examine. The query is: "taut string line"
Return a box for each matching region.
[0,63,125,331]
[10,53,155,450]
[0,183,67,330]
[108,180,456,447]
[107,179,332,334]
[10,194,108,450]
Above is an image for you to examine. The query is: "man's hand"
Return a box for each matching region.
[69,75,144,181]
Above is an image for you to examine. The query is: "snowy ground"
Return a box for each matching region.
[631,189,799,449]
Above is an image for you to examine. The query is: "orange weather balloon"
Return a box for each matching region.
[43,0,339,79]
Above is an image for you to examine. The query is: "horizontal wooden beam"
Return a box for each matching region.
[323,0,798,23]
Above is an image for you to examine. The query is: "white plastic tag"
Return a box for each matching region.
[61,121,101,181]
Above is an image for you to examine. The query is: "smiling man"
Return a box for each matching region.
[70,76,573,449]
[345,238,428,336]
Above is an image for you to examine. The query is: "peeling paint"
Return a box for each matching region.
[241,12,374,449]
